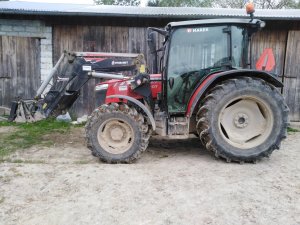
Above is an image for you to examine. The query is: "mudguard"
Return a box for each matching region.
[106,95,156,130]
[186,69,283,117]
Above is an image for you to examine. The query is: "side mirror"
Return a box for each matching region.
[147,31,157,54]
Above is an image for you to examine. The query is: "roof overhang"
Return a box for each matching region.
[0,2,300,21]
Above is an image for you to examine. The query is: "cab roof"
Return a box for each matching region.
[167,18,262,28]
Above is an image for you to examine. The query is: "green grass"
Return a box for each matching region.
[287,127,299,133]
[0,119,72,161]
[4,159,46,164]
[0,120,15,127]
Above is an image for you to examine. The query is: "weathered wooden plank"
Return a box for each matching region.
[283,77,300,121]
[78,25,90,117]
[28,38,41,97]
[17,37,27,98]
[52,25,61,63]
[0,79,3,106]
[94,26,106,52]
[2,36,17,79]
[128,27,146,54]
[104,26,112,52]
[111,26,129,53]
[2,36,17,106]
[283,30,300,121]
[0,36,3,78]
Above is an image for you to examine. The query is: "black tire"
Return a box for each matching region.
[85,103,151,163]
[196,77,289,163]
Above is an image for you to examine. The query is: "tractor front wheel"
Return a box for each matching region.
[85,103,150,163]
[196,77,289,163]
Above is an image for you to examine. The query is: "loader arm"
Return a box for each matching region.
[9,51,147,122]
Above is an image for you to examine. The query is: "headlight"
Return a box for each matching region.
[95,84,108,92]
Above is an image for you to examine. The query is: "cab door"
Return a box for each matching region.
[166,26,228,114]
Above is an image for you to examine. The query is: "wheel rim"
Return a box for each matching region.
[97,118,134,154]
[218,96,274,149]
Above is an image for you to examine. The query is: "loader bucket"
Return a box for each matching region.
[8,99,45,123]
[8,52,90,122]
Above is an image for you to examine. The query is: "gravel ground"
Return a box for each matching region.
[0,128,299,225]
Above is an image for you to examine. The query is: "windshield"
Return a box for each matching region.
[167,25,248,113]
[168,25,248,77]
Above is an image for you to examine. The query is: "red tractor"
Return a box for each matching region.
[84,16,288,163]
[9,13,289,163]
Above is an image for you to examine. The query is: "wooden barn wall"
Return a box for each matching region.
[53,25,164,117]
[251,30,288,77]
[0,36,41,108]
[251,29,300,121]
[283,31,300,121]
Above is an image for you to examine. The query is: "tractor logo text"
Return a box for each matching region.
[112,61,128,66]
[187,28,209,33]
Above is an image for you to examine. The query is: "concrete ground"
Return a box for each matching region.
[290,122,300,130]
[0,128,299,225]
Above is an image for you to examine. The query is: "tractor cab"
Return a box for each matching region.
[148,18,266,115]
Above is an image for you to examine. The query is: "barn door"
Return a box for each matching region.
[283,31,300,122]
[0,36,40,107]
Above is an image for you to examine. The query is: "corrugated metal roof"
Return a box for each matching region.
[0,1,300,20]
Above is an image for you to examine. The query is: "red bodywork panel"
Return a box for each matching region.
[148,74,162,99]
[96,74,162,104]
[97,72,215,115]
[106,79,142,103]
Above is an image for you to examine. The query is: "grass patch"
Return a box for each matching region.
[4,159,46,164]
[288,127,299,133]
[0,120,15,127]
[0,119,72,161]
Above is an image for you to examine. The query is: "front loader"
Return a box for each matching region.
[9,3,289,163]
[9,51,146,122]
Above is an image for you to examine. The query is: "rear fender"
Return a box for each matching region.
[106,95,156,131]
[186,69,283,117]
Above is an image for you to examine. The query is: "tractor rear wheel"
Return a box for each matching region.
[196,77,289,163]
[85,103,151,163]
